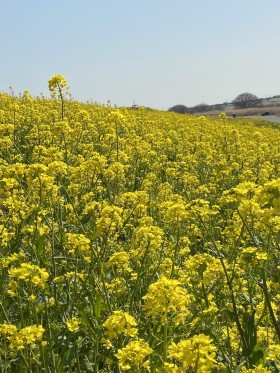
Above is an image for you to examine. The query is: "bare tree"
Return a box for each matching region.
[232,92,260,109]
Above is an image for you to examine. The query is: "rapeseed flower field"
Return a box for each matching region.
[0,77,279,372]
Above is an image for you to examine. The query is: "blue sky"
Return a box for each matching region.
[1,0,280,109]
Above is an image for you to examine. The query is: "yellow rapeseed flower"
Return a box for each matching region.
[115,339,153,371]
[167,334,217,373]
[66,317,81,332]
[103,310,138,339]
[143,276,192,325]
[8,263,49,289]
[6,325,45,352]
[65,232,91,257]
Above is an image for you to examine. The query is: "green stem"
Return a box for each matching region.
[163,322,168,362]
[201,281,210,308]
[74,334,81,373]
[199,217,248,353]
[58,86,64,120]
[20,350,30,371]
[260,268,280,340]
[129,242,151,311]
[193,348,200,373]
[0,301,9,322]
[51,211,57,302]
[97,274,112,313]
[238,209,280,340]
[18,291,24,327]
[44,297,56,371]
[170,226,180,278]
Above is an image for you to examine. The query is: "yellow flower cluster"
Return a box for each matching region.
[8,263,49,295]
[143,276,192,325]
[106,251,132,273]
[0,324,45,352]
[115,339,153,371]
[103,310,138,339]
[241,366,272,373]
[0,251,25,268]
[48,74,69,100]
[66,317,81,332]
[165,334,217,372]
[65,232,91,259]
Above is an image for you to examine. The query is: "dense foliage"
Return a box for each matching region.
[0,87,279,372]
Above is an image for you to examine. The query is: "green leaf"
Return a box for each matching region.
[94,294,107,318]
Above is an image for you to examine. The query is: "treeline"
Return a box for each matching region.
[168,92,270,114]
[168,103,225,114]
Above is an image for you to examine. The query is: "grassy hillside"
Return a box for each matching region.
[0,91,280,372]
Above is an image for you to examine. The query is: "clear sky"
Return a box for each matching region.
[1,0,280,110]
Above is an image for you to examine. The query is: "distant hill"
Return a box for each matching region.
[171,96,280,117]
